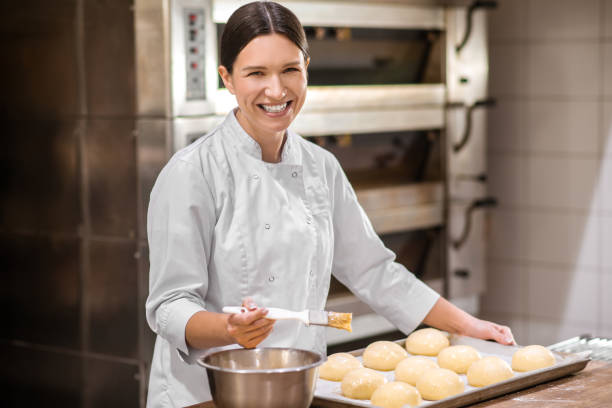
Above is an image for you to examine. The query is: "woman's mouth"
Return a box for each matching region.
[259,101,291,114]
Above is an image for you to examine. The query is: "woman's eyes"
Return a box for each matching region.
[246,68,299,77]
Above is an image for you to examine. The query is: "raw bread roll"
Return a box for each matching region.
[437,345,481,374]
[467,356,513,387]
[511,345,556,372]
[341,368,387,400]
[405,328,449,356]
[394,356,439,386]
[363,341,408,371]
[370,381,422,408]
[319,353,362,381]
[415,367,464,401]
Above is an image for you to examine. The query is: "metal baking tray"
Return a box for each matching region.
[549,335,612,361]
[313,334,590,408]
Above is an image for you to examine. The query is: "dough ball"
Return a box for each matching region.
[341,368,387,400]
[363,341,408,371]
[467,356,514,387]
[437,345,481,374]
[512,345,556,372]
[319,353,362,381]
[370,381,422,408]
[405,328,450,356]
[416,367,464,401]
[394,356,439,386]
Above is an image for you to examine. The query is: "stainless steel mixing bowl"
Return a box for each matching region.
[198,347,324,408]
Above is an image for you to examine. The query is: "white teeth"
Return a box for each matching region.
[261,102,287,113]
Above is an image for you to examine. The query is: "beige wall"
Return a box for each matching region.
[481,0,612,345]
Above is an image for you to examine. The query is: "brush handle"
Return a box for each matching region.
[222,306,309,325]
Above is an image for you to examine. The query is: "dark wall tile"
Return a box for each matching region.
[0,120,81,234]
[86,119,137,238]
[0,235,80,348]
[87,240,138,358]
[84,0,135,116]
[0,343,82,407]
[0,1,80,118]
[83,358,139,408]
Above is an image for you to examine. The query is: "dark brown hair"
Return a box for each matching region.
[220,1,309,73]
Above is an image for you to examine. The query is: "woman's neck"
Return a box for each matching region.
[236,109,286,163]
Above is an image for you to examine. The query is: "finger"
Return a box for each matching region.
[490,324,514,345]
[229,307,268,326]
[237,323,274,348]
[500,326,516,345]
[242,297,257,311]
[241,317,275,334]
[245,324,275,346]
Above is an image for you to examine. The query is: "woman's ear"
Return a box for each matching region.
[218,65,235,95]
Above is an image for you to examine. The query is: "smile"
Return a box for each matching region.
[259,101,291,114]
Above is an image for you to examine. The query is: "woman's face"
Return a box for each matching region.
[219,33,309,138]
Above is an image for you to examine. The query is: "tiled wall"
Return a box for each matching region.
[482,0,612,345]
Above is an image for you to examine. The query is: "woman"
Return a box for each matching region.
[145,2,514,406]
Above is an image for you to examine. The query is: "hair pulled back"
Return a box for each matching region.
[220,1,309,73]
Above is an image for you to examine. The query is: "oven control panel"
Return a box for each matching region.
[171,0,215,116]
[184,8,206,100]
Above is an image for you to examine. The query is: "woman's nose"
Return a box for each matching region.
[264,76,286,99]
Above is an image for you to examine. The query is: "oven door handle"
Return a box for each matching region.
[452,196,498,250]
[456,0,498,54]
[447,98,496,153]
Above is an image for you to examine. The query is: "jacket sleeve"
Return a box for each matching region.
[328,155,440,334]
[145,157,214,360]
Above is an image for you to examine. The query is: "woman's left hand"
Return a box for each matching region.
[461,316,515,346]
[423,297,515,346]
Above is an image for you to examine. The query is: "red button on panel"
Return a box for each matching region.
[190,47,198,54]
[189,14,197,24]
[191,62,198,69]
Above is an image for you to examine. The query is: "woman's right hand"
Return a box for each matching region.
[226,297,275,348]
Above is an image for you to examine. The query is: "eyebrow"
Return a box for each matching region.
[241,61,302,71]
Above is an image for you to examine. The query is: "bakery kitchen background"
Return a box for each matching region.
[1,0,611,406]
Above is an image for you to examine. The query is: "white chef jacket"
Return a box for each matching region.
[145,110,440,407]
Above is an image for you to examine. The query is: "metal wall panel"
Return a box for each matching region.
[87,240,138,358]
[0,120,81,234]
[0,235,80,348]
[135,0,170,116]
[83,358,140,408]
[84,0,136,116]
[0,1,80,117]
[0,344,82,406]
[86,119,138,238]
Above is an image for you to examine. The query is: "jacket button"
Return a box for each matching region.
[292,171,298,178]
[306,217,312,224]
[268,276,275,282]
[265,224,271,229]
[252,174,259,180]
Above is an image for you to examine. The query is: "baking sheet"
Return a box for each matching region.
[313,334,590,408]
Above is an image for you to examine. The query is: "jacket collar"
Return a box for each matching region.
[224,109,301,166]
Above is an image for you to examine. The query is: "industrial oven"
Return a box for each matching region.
[135,0,497,348]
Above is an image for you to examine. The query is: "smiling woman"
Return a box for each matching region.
[217,1,310,162]
[218,33,309,162]
[145,2,514,407]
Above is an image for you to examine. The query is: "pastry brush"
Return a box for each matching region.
[222,306,352,332]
